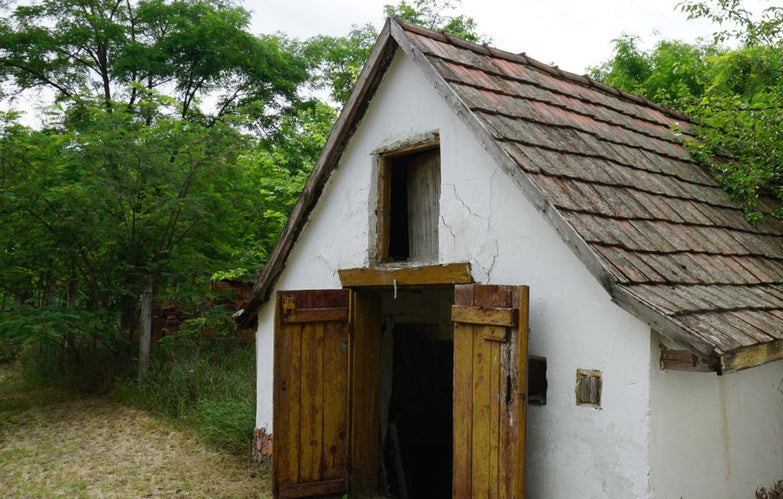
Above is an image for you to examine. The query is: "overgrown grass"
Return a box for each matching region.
[0,361,268,497]
[1,305,256,457]
[115,335,255,455]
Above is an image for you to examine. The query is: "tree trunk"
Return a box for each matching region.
[138,276,153,379]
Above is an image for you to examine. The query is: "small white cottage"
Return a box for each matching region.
[239,18,783,498]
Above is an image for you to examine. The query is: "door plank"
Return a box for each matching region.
[282,307,350,324]
[489,333,501,496]
[298,322,324,483]
[471,324,491,498]
[451,305,518,328]
[273,308,302,486]
[452,320,474,498]
[322,321,349,479]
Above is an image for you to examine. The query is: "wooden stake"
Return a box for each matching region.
[138,276,153,379]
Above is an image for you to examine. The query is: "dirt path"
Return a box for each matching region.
[0,365,271,498]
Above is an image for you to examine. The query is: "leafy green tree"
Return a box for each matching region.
[0,94,253,350]
[299,0,485,106]
[301,24,378,104]
[215,100,337,280]
[0,0,312,373]
[591,1,783,221]
[678,0,782,45]
[0,0,306,121]
[383,0,485,43]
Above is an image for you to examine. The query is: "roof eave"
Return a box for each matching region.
[719,339,783,374]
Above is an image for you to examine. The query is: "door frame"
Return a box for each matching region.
[273,265,529,498]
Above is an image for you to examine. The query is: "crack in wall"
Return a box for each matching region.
[485,239,500,281]
[441,214,457,243]
[444,183,486,220]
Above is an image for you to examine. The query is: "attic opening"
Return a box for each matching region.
[378,145,441,262]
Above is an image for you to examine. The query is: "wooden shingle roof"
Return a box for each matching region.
[241,18,783,373]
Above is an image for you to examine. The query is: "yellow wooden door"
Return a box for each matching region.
[272,289,351,498]
[452,284,529,498]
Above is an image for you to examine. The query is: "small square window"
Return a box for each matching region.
[576,369,601,408]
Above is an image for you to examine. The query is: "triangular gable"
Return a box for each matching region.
[241,18,783,373]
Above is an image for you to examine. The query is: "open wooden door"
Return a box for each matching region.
[272,289,351,498]
[452,284,529,498]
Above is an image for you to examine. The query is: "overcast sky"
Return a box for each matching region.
[245,0,732,74]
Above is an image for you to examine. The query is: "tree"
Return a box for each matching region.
[0,95,256,364]
[300,24,378,105]
[0,0,312,374]
[591,1,783,221]
[383,0,486,43]
[299,0,486,106]
[0,0,306,121]
[678,0,782,46]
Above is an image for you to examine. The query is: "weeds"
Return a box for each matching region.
[1,301,255,457]
[116,333,255,456]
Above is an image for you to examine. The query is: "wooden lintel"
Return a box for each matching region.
[660,349,717,373]
[338,262,472,288]
[719,339,783,374]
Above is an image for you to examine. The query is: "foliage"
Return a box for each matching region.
[384,0,487,43]
[589,35,717,107]
[1,305,132,392]
[0,95,254,328]
[677,0,783,46]
[590,1,783,222]
[0,0,306,120]
[0,0,316,378]
[0,0,489,406]
[300,24,378,104]
[299,0,486,106]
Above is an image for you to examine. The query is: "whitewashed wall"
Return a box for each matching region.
[256,48,656,497]
[650,336,783,497]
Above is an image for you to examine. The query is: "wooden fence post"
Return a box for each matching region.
[138,276,154,379]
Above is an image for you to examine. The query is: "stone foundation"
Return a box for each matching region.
[253,427,272,459]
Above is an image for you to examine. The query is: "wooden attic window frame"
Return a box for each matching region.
[376,136,441,264]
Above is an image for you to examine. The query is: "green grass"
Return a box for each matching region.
[0,360,268,497]
[4,327,256,458]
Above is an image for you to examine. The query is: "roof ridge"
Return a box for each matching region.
[392,16,692,124]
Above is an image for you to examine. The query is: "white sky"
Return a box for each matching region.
[245,0,733,74]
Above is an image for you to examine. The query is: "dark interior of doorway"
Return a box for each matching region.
[383,323,452,498]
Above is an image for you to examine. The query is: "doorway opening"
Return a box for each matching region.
[378,288,453,498]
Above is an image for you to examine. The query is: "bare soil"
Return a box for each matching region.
[0,364,271,498]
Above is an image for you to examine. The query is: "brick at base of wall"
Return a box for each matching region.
[757,480,783,499]
[253,428,272,459]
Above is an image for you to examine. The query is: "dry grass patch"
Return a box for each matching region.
[0,364,271,498]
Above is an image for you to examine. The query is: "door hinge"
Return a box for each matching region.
[282,294,295,316]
